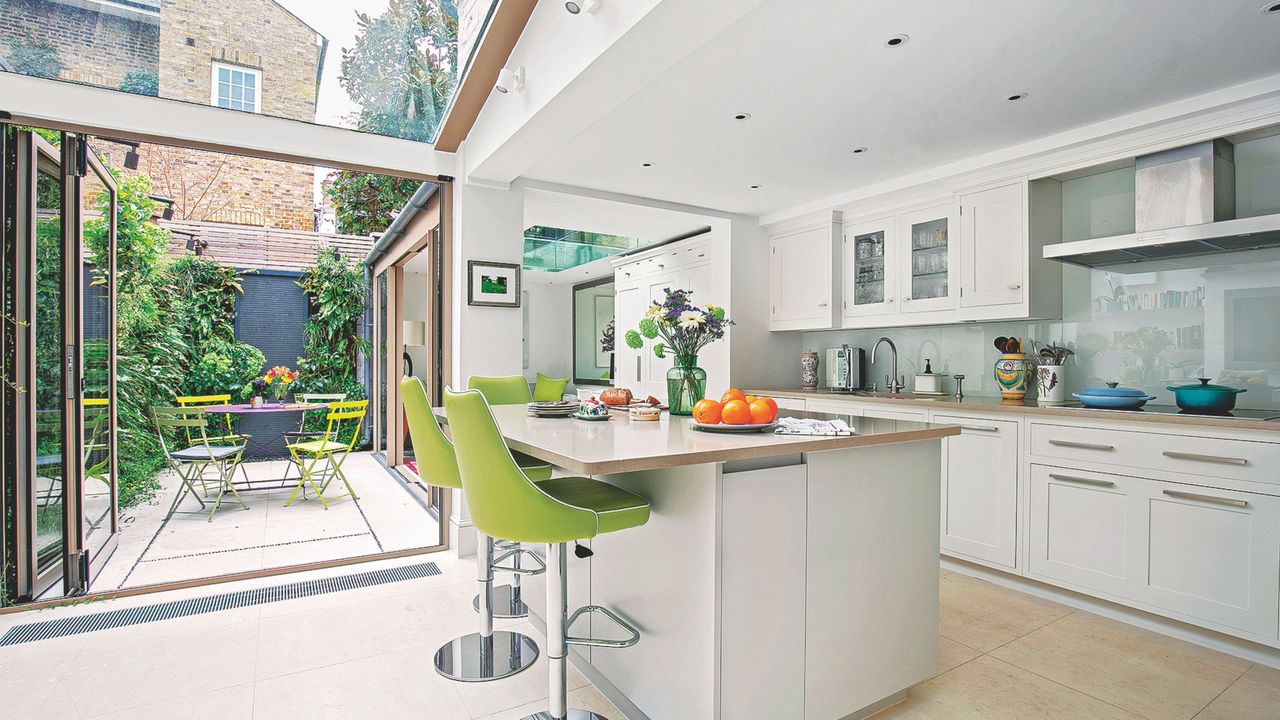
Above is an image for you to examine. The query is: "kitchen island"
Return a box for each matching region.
[454,406,959,720]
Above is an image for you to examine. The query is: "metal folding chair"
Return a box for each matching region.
[154,406,249,522]
[177,393,253,487]
[284,400,368,509]
[281,392,346,483]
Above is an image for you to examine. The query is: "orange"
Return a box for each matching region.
[692,399,723,424]
[749,399,776,424]
[721,388,746,405]
[721,399,751,425]
[758,396,778,417]
[744,395,758,404]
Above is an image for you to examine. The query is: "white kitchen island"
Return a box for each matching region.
[459,406,959,720]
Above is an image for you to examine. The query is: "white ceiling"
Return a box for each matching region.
[522,0,1280,218]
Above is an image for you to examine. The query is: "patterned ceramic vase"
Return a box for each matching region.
[1036,364,1066,404]
[993,353,1029,400]
[801,351,819,390]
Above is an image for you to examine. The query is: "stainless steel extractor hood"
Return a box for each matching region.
[1043,139,1280,268]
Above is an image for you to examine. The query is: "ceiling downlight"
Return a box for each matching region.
[1006,92,1029,101]
[733,112,752,121]
[1263,1,1280,13]
[884,34,909,47]
[851,146,869,154]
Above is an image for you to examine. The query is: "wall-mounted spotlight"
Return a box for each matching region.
[495,66,525,94]
[565,0,601,14]
[124,146,140,170]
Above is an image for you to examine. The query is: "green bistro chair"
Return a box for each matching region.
[282,392,347,482]
[177,393,252,488]
[402,377,547,683]
[284,400,367,509]
[153,406,248,522]
[444,388,651,720]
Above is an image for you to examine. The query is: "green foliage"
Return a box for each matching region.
[329,0,456,235]
[85,172,170,292]
[9,42,62,78]
[326,171,421,236]
[189,342,266,403]
[295,248,370,397]
[119,70,158,96]
[167,254,245,369]
[624,329,643,350]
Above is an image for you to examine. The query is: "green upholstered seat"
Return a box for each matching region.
[402,377,550,486]
[443,388,650,545]
[467,374,534,405]
[533,372,570,402]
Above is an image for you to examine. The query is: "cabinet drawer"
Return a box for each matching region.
[805,399,860,418]
[859,405,928,422]
[773,396,808,412]
[1029,422,1280,486]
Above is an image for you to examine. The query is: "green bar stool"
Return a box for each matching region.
[402,377,545,682]
[445,387,651,720]
[467,374,551,619]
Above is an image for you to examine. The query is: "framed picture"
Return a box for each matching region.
[467,260,521,307]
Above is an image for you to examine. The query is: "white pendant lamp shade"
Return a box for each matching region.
[402,320,427,347]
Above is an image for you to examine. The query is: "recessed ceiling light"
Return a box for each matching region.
[749,184,761,189]
[1262,1,1280,13]
[851,146,869,154]
[733,112,752,121]
[641,162,654,168]
[565,0,601,14]
[884,34,909,47]
[1007,92,1029,101]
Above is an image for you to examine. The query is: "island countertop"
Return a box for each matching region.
[437,405,958,475]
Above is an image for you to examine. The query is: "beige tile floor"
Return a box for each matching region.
[89,453,440,591]
[4,557,1277,719]
[872,568,1278,720]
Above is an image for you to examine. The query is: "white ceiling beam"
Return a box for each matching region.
[0,73,456,179]
[463,0,768,184]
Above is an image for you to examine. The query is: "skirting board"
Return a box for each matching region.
[941,556,1280,670]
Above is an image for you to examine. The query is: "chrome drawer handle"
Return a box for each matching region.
[1162,489,1248,508]
[958,425,999,433]
[1049,473,1115,488]
[1162,451,1248,466]
[1049,439,1115,451]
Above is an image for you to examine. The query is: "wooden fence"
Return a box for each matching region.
[161,220,374,272]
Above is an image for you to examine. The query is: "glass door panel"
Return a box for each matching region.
[900,205,958,314]
[375,272,388,455]
[843,217,896,321]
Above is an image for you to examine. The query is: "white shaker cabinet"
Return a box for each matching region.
[768,213,841,331]
[898,203,959,315]
[842,216,898,323]
[934,414,1020,569]
[959,182,1026,308]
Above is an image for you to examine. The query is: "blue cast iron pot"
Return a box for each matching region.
[1167,378,1246,414]
[1073,382,1157,410]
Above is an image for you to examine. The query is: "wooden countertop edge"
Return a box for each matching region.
[747,389,1280,432]
[504,425,959,476]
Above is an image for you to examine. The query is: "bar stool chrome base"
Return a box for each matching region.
[433,631,538,682]
[521,711,608,720]
[473,583,528,618]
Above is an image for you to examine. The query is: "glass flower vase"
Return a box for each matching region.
[666,354,706,416]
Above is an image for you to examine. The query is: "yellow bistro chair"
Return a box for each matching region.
[285,400,368,509]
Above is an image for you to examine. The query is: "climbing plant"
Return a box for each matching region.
[295,247,370,401]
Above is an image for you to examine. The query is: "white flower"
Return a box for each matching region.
[677,310,707,329]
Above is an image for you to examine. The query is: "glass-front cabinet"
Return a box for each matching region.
[841,216,897,323]
[899,204,958,314]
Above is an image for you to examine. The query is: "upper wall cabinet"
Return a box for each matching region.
[899,203,959,315]
[769,213,841,331]
[842,216,897,323]
[959,183,1025,308]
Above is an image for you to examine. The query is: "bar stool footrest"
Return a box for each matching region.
[492,547,546,576]
[565,605,640,649]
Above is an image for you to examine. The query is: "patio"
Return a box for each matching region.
[90,454,440,591]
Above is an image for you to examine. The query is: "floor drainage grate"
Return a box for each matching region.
[0,561,441,647]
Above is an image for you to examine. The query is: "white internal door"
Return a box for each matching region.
[614,281,647,389]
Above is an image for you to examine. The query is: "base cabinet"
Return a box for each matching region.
[1029,463,1280,642]
[935,414,1019,569]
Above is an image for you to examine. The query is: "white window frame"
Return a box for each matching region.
[210,61,262,114]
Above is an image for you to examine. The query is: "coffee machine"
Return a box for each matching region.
[824,345,865,392]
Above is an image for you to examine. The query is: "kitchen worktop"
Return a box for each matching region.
[747,387,1280,432]
[439,405,957,475]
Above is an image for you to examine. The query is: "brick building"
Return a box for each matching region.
[0,0,326,231]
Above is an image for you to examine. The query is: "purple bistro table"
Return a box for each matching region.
[202,402,329,490]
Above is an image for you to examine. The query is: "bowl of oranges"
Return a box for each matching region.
[689,389,780,433]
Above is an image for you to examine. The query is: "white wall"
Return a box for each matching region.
[523,280,574,384]
[729,215,800,388]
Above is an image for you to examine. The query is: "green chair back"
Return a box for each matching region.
[467,374,533,406]
[176,393,237,443]
[152,406,212,464]
[401,377,462,490]
[321,400,368,454]
[295,392,346,433]
[444,388,595,544]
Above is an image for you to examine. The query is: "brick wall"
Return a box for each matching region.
[0,0,158,89]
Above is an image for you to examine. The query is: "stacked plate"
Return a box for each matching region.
[526,401,578,418]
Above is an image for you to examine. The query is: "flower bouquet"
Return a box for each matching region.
[250,378,268,408]
[624,288,731,415]
[263,366,298,404]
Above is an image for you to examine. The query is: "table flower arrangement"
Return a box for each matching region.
[624,288,731,415]
[250,378,268,408]
[264,365,298,404]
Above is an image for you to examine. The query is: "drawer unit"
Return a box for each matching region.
[805,399,861,418]
[772,396,808,412]
[860,405,928,423]
[1029,463,1280,641]
[934,414,1020,569]
[1029,422,1280,487]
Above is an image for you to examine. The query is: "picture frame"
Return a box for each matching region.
[467,260,521,308]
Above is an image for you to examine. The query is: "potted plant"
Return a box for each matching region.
[624,288,731,416]
[263,365,298,404]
